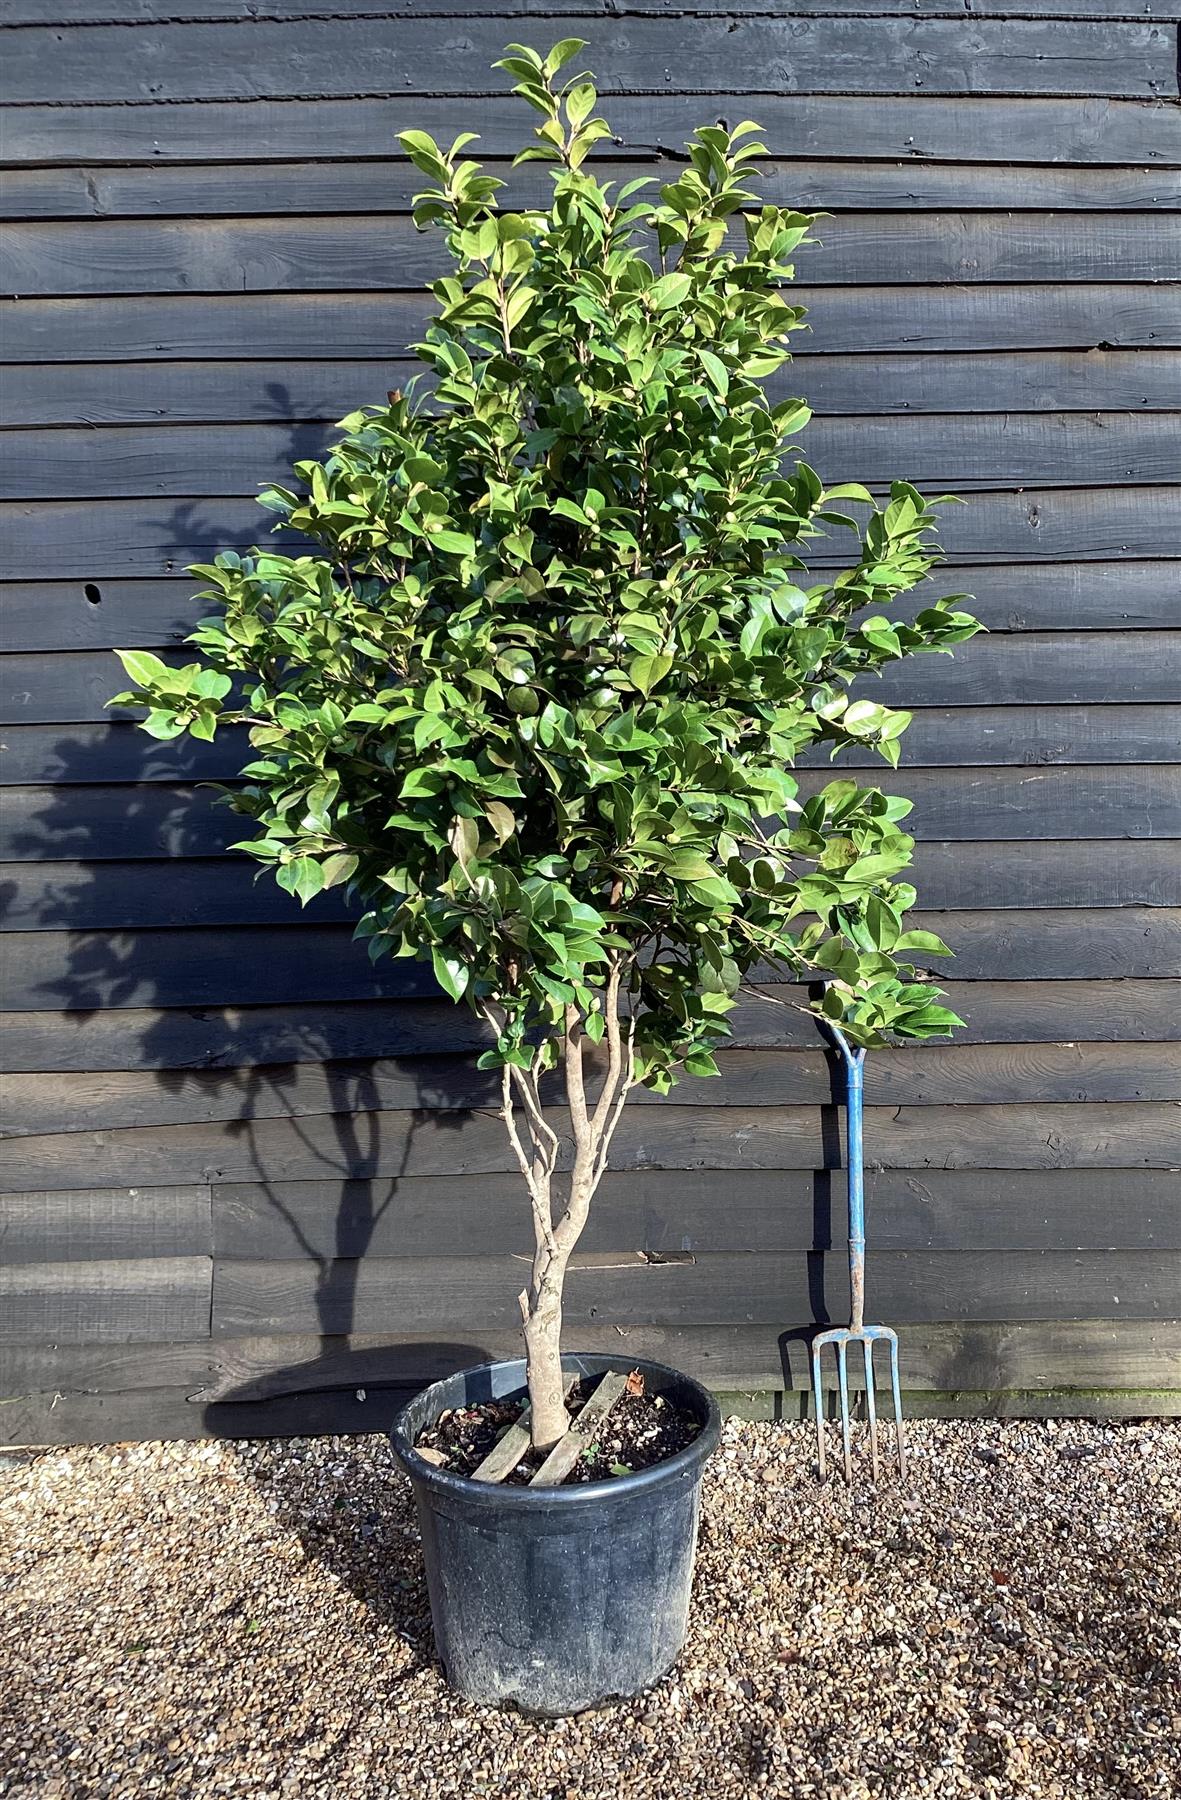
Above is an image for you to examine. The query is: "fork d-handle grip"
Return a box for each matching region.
[819,1020,867,1333]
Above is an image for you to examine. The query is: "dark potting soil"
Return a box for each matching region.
[414,1374,702,1486]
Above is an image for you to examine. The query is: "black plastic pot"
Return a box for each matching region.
[389,1353,721,1715]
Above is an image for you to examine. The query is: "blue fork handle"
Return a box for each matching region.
[819,1020,866,1332]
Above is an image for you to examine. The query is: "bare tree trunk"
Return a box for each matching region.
[522,1256,568,1452]
[488,966,637,1455]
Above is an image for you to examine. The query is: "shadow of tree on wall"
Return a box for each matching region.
[6,469,864,1441]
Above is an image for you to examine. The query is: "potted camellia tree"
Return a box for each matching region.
[113,40,978,1714]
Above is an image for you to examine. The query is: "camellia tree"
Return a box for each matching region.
[114,41,979,1455]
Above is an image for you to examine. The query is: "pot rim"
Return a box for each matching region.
[389,1352,721,1509]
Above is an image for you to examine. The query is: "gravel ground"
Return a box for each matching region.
[1,1417,1178,1800]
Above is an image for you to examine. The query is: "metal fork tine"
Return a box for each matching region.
[836,1338,853,1486]
[863,1338,880,1484]
[888,1331,908,1482]
[811,1339,828,1481]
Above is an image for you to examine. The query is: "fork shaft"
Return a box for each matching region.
[844,1047,866,1333]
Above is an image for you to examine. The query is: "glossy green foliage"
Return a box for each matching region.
[113,40,980,1083]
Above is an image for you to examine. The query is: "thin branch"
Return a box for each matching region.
[593,1016,638,1186]
[564,1005,592,1154]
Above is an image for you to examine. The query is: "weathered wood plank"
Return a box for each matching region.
[3,835,1174,936]
[5,770,1175,883]
[4,978,1176,1075]
[5,1376,1178,1447]
[212,1247,1181,1338]
[210,1165,1181,1261]
[872,631,1181,704]
[0,1186,211,1262]
[8,704,1175,796]
[6,2,1178,27]
[9,412,1178,499]
[8,634,1178,729]
[6,212,1178,298]
[530,1370,629,1486]
[6,94,1176,168]
[6,287,1176,366]
[5,1041,1178,1140]
[6,353,1179,433]
[5,1320,1177,1413]
[0,725,249,786]
[6,19,1172,107]
[0,1255,211,1345]
[806,707,1181,768]
[2,908,1173,1013]
[5,489,1176,580]
[8,156,1179,222]
[2,1101,1177,1193]
[3,562,1172,661]
[472,1372,580,1486]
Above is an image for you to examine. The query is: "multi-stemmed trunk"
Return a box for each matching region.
[490,962,636,1453]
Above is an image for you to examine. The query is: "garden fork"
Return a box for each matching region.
[810,1021,907,1484]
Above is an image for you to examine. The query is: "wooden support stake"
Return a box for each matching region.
[470,1373,579,1486]
[529,1370,629,1488]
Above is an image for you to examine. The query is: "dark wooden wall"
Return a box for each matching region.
[2,1,1179,1444]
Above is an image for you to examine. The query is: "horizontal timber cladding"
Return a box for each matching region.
[6,214,1180,296]
[7,160,1181,223]
[5,982,1176,1077]
[5,18,1175,105]
[3,1,1180,25]
[0,1186,212,1262]
[3,566,1174,657]
[3,842,1179,932]
[2,1103,1178,1195]
[3,1321,1177,1417]
[8,414,1181,498]
[7,355,1181,429]
[5,490,1178,580]
[2,911,1176,1011]
[9,636,1181,724]
[6,91,1179,166]
[7,1369,1179,1448]
[211,1250,1180,1339]
[3,771,1177,869]
[0,1256,212,1346]
[3,4,1179,1431]
[211,1166,1181,1259]
[5,707,1178,790]
[3,1050,1178,1136]
[6,288,1179,368]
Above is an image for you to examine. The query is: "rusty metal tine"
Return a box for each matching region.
[811,1338,828,1481]
[836,1338,853,1485]
[863,1338,880,1484]
[888,1331,908,1481]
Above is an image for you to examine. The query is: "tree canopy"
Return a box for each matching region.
[114,38,980,1092]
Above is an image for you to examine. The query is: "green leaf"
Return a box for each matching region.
[114,649,176,691]
[665,850,716,882]
[277,857,324,905]
[428,528,476,557]
[566,82,596,127]
[699,350,729,397]
[140,709,185,740]
[647,272,692,312]
[894,929,953,957]
[484,800,517,846]
[544,36,587,76]
[628,652,673,697]
[430,945,470,1002]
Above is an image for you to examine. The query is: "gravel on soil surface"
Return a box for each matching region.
[1,1417,1178,1800]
